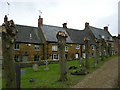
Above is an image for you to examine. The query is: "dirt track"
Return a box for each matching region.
[71,57,119,88]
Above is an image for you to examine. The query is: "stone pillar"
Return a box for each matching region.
[56,31,68,81]
[84,37,90,69]
[2,15,17,88]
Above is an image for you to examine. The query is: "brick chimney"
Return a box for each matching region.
[104,26,108,31]
[63,23,67,28]
[4,15,8,23]
[85,22,89,27]
[38,16,43,27]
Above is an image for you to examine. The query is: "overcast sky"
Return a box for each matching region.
[0,0,119,36]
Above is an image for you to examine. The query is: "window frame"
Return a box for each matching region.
[52,54,59,60]
[34,45,40,51]
[14,55,19,62]
[34,55,40,61]
[65,46,68,52]
[83,45,85,50]
[92,45,95,50]
[83,53,86,58]
[14,43,20,50]
[52,45,58,51]
[76,45,80,49]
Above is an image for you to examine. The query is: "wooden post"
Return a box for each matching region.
[84,37,90,69]
[56,31,68,81]
[2,15,17,88]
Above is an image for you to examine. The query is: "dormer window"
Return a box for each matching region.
[30,33,32,39]
[101,35,105,39]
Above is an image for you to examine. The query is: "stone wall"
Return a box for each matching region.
[13,43,43,61]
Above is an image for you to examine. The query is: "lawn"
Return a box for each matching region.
[20,55,118,88]
[21,60,85,88]
[2,55,118,88]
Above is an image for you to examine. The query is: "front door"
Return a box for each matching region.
[75,53,79,59]
[65,54,68,59]
[52,54,59,61]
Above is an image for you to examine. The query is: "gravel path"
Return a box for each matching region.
[71,57,118,88]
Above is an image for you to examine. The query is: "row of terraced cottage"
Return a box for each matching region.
[0,16,116,62]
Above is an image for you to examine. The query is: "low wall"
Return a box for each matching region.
[19,60,59,68]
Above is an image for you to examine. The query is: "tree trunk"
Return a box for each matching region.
[56,31,68,81]
[96,42,99,64]
[100,39,105,61]
[2,16,17,88]
[84,38,90,69]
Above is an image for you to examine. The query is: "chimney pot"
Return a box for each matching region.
[104,26,108,31]
[85,22,89,27]
[38,16,43,27]
[63,23,67,28]
[4,15,8,23]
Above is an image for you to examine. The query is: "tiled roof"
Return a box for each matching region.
[66,28,95,45]
[16,25,44,44]
[41,25,73,43]
[89,26,113,41]
[0,24,114,44]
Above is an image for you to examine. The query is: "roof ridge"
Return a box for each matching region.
[43,24,64,29]
[68,28,84,31]
[89,26,103,30]
[16,24,37,28]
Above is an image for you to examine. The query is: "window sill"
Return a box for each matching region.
[52,51,58,52]
[14,49,20,50]
[35,50,40,51]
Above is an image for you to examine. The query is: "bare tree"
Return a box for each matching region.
[100,39,106,61]
[2,15,17,88]
[56,31,68,81]
[84,37,90,69]
[95,39,100,64]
